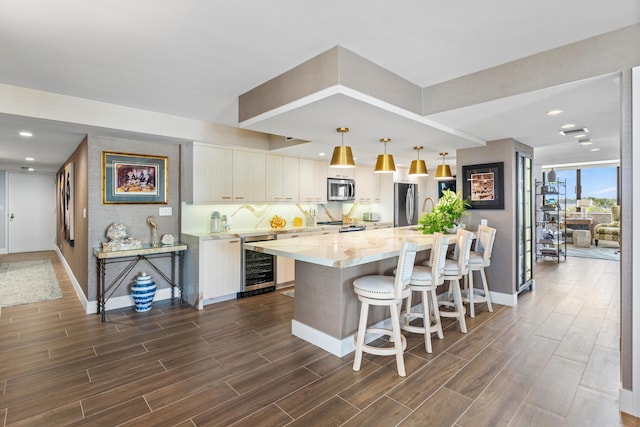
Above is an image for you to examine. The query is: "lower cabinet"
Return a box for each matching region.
[182,234,241,309]
[202,238,242,301]
[276,231,310,285]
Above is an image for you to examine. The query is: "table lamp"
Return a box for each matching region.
[577,199,592,219]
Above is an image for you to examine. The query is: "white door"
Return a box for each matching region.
[7,173,56,253]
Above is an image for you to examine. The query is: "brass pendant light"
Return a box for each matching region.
[374,138,396,173]
[329,127,355,168]
[435,152,453,180]
[408,146,429,176]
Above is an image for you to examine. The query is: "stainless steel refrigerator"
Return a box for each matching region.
[394,183,418,227]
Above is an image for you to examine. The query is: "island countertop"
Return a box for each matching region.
[243,227,437,268]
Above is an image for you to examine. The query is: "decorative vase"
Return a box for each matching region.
[132,272,156,312]
[547,168,557,183]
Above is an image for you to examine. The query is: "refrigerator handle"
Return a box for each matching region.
[406,186,414,225]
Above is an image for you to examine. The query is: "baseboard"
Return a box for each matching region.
[86,287,180,314]
[54,247,90,313]
[0,248,7,255]
[292,318,390,357]
[489,290,518,307]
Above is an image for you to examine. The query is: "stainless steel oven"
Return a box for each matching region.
[239,233,277,298]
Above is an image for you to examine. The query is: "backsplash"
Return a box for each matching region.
[181,201,384,233]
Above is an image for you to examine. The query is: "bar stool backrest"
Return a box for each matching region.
[394,240,418,299]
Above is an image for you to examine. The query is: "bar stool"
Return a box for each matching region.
[439,229,473,334]
[352,241,418,377]
[400,233,450,353]
[463,225,496,317]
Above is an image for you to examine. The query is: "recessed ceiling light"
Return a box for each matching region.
[573,133,588,139]
[590,148,600,152]
[547,109,564,116]
[25,157,35,161]
[578,139,593,145]
[19,131,33,137]
[561,123,576,129]
[27,167,34,171]
[318,152,326,156]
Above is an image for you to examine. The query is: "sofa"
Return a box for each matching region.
[594,205,620,246]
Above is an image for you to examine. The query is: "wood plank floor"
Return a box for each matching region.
[1,250,639,426]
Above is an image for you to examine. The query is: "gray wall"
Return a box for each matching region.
[0,171,5,252]
[457,139,533,296]
[86,136,181,301]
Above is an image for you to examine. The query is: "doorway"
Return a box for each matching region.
[7,172,56,253]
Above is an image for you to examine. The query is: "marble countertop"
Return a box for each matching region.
[243,227,437,268]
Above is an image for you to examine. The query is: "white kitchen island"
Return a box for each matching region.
[244,227,437,356]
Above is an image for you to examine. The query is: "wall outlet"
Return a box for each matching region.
[159,207,172,216]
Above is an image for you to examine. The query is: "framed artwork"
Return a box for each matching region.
[58,162,75,246]
[437,178,456,199]
[462,162,504,209]
[102,152,168,204]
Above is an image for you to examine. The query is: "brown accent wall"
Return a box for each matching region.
[58,136,89,297]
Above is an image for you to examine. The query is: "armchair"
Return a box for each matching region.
[594,205,620,246]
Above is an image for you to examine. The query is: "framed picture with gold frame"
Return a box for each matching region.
[102,151,168,204]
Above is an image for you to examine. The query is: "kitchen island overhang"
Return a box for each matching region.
[244,228,436,356]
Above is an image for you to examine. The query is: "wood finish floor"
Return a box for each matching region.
[1,250,639,426]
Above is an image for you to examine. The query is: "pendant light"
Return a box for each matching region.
[374,138,396,173]
[435,152,453,180]
[408,146,429,176]
[329,127,355,168]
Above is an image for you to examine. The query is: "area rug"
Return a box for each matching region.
[566,243,620,261]
[0,260,63,307]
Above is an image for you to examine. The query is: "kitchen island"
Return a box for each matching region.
[244,227,436,356]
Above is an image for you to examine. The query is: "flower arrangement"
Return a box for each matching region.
[417,190,470,234]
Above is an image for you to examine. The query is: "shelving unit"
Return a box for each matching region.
[535,179,566,263]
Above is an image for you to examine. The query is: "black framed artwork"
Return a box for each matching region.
[437,178,456,199]
[462,162,505,209]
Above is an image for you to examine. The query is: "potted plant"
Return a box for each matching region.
[417,189,470,234]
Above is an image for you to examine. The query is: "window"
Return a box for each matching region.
[544,165,618,214]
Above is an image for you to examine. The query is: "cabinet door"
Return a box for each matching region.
[188,145,233,203]
[299,159,315,202]
[313,160,328,202]
[202,238,241,299]
[233,151,266,202]
[327,166,354,179]
[282,157,300,202]
[265,155,284,202]
[276,232,309,284]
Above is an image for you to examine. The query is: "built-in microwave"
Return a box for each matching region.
[327,177,355,201]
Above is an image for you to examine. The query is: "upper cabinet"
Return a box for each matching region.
[183,143,233,203]
[354,166,381,203]
[266,155,299,202]
[299,159,328,203]
[233,151,266,202]
[327,166,354,179]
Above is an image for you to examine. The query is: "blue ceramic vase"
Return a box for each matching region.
[132,272,156,312]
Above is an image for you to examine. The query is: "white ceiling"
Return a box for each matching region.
[0,1,637,173]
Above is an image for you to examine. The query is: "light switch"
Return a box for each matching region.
[159,207,172,216]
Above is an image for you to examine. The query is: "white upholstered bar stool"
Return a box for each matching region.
[352,241,418,377]
[438,229,473,334]
[399,233,450,353]
[463,225,497,317]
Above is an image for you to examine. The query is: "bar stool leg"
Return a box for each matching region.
[353,301,369,372]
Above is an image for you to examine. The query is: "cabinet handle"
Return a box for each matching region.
[222,196,232,199]
[285,198,293,200]
[235,197,245,200]
[229,240,240,243]
[291,235,299,238]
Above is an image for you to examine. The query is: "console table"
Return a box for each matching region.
[93,243,187,322]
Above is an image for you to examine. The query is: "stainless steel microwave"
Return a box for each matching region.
[327,178,355,201]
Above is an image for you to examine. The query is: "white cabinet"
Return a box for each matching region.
[233,151,266,202]
[276,231,310,285]
[299,159,328,203]
[266,155,299,202]
[354,166,381,203]
[202,238,242,301]
[327,166,354,179]
[183,144,233,203]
